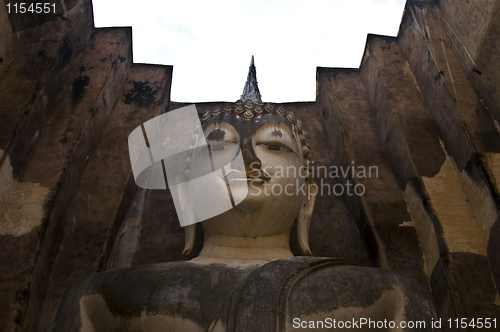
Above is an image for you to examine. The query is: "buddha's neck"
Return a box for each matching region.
[191,232,294,267]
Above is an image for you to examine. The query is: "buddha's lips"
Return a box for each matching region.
[223,169,271,183]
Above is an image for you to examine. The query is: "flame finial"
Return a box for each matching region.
[240,56,262,103]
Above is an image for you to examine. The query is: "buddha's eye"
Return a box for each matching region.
[267,144,281,151]
[211,144,225,151]
[257,142,292,152]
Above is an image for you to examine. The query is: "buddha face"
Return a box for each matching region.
[196,114,308,238]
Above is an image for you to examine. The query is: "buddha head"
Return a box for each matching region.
[181,100,317,264]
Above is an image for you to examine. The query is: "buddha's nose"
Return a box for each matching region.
[241,148,261,173]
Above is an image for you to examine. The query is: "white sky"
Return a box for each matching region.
[92,0,407,103]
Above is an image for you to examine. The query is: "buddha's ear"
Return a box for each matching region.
[296,178,317,255]
[170,169,197,256]
[182,223,197,256]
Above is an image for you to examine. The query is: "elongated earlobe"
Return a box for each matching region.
[183,223,197,256]
[296,178,316,255]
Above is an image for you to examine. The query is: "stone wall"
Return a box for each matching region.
[0,0,499,331]
[0,1,173,330]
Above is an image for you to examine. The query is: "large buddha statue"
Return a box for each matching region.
[50,60,438,332]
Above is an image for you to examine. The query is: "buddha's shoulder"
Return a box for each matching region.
[229,257,436,328]
[55,261,254,327]
[244,257,431,309]
[248,256,422,286]
[66,260,253,296]
[290,260,427,298]
[53,262,256,331]
[260,257,429,299]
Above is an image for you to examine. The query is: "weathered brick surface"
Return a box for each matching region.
[318,68,428,288]
[38,65,172,331]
